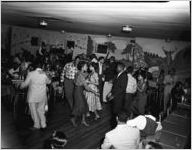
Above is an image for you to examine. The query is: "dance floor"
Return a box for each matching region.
[1,97,191,149]
[1,100,112,149]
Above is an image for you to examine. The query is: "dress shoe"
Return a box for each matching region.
[40,127,47,132]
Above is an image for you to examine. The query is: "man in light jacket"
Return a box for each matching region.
[20,62,51,130]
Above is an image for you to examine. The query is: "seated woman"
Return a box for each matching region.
[127,113,162,138]
[43,131,67,149]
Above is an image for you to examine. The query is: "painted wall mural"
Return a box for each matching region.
[2,24,190,76]
[10,25,66,56]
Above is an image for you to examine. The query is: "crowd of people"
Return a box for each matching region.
[2,46,191,149]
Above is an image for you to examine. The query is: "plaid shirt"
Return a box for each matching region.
[60,62,78,81]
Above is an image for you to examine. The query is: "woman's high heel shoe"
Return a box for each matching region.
[71,118,77,127]
[81,121,89,127]
[94,115,101,120]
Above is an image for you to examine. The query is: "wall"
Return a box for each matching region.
[8,25,66,56]
[136,37,190,59]
[66,32,134,59]
[1,24,11,51]
[2,24,190,61]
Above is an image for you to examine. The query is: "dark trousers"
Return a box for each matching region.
[64,78,74,112]
[111,94,125,129]
[124,93,134,113]
[98,75,104,103]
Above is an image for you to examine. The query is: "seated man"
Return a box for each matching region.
[126,114,162,138]
[101,111,140,149]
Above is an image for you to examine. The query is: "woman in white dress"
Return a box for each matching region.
[85,62,102,120]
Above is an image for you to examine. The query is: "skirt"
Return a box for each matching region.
[72,86,88,117]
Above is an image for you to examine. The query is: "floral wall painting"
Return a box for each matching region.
[162,46,177,67]
[104,41,117,53]
[121,40,147,69]
[171,45,191,72]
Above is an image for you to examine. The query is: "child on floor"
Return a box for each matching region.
[85,62,102,120]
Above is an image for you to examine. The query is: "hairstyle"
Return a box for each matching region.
[127,66,134,74]
[175,81,183,88]
[90,54,97,60]
[89,62,99,71]
[168,68,176,74]
[110,56,115,61]
[117,111,130,123]
[34,61,43,69]
[75,56,80,61]
[146,141,163,149]
[77,61,87,71]
[116,62,125,70]
[44,131,67,149]
[98,57,104,61]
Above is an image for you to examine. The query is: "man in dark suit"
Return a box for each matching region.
[107,62,128,128]
[98,57,105,103]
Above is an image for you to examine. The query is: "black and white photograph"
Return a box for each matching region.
[1,1,191,149]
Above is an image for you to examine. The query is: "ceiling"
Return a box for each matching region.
[1,1,191,41]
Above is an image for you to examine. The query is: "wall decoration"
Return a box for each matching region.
[121,43,133,61]
[171,45,191,72]
[104,41,117,53]
[121,40,147,69]
[96,44,108,54]
[31,37,39,46]
[87,36,94,55]
[162,46,177,68]
[67,40,75,48]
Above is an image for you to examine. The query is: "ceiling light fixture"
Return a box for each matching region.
[107,33,112,38]
[61,30,65,33]
[40,20,48,26]
[122,25,133,32]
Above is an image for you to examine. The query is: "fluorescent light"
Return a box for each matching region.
[122,25,133,32]
[40,20,48,26]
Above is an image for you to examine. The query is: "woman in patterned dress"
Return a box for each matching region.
[71,61,99,127]
[137,73,147,115]
[85,62,102,120]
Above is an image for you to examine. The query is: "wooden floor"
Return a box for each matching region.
[1,100,113,149]
[2,97,191,149]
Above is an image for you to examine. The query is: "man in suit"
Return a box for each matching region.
[107,62,128,128]
[20,62,51,130]
[101,111,140,149]
[98,57,105,103]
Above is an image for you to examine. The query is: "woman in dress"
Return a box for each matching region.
[137,72,147,115]
[85,62,102,120]
[71,61,99,127]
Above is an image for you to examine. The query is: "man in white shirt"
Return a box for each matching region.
[101,111,140,149]
[124,66,137,113]
[126,114,162,137]
[20,62,51,130]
